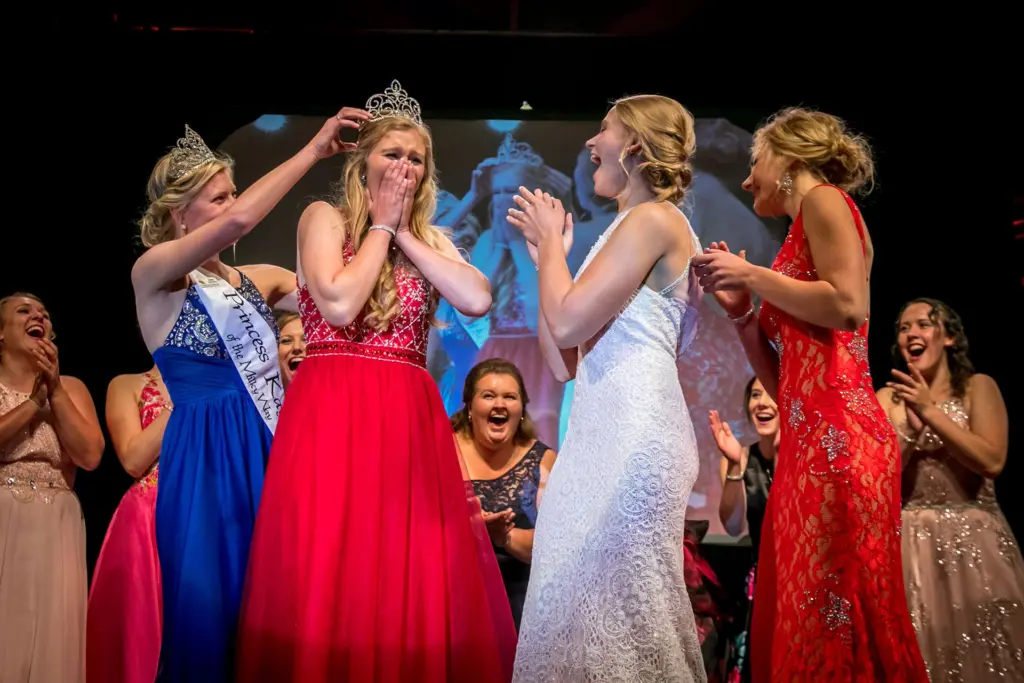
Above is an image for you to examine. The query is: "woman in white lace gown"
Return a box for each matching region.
[506,95,706,682]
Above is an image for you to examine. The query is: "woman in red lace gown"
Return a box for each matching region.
[693,108,928,682]
[236,81,516,683]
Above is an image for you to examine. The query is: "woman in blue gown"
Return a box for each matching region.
[130,107,368,682]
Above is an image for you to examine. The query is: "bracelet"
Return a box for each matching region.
[725,472,746,482]
[728,306,755,324]
[368,224,396,238]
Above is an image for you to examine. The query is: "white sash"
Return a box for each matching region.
[189,268,282,434]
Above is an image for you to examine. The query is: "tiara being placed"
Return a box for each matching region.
[167,125,217,182]
[494,133,544,167]
[365,80,423,126]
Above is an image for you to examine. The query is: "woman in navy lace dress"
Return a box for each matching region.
[453,358,558,629]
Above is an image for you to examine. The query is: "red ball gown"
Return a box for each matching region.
[751,186,928,682]
[236,237,517,683]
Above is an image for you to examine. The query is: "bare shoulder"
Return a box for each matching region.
[967,373,1003,402]
[299,201,345,231]
[60,375,96,405]
[801,185,854,223]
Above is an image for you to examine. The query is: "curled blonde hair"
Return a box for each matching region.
[138,153,234,248]
[612,94,697,205]
[753,107,875,194]
[333,118,446,332]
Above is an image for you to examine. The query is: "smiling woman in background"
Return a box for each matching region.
[275,311,306,389]
[709,376,779,683]
[877,298,1023,682]
[0,292,105,683]
[453,358,557,630]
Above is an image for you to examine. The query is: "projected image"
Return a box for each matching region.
[221,115,786,535]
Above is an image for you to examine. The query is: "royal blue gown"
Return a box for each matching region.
[153,274,276,683]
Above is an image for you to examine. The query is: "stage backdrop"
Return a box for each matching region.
[221,115,787,536]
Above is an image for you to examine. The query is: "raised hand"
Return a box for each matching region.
[525,206,574,266]
[368,160,412,229]
[32,338,61,394]
[709,410,743,464]
[507,187,570,247]
[309,106,371,159]
[887,364,934,416]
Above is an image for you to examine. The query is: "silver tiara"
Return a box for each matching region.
[365,80,423,125]
[168,125,217,182]
[495,133,544,167]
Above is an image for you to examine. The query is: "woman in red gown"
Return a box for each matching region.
[236,81,516,683]
[693,108,928,682]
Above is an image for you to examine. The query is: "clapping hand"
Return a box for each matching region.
[507,187,573,247]
[708,410,743,464]
[888,364,934,416]
[481,507,515,547]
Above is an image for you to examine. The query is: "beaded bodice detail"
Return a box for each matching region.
[299,236,433,368]
[136,370,171,488]
[0,381,72,503]
[899,398,1000,509]
[162,272,276,359]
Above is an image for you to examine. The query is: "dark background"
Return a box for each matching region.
[4,6,1021,577]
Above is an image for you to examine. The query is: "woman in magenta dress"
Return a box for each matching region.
[693,107,927,682]
[86,367,170,683]
[237,80,516,683]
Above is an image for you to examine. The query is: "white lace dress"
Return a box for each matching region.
[512,205,707,683]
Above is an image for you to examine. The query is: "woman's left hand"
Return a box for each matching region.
[507,187,570,247]
[692,243,754,292]
[32,339,61,394]
[887,364,934,414]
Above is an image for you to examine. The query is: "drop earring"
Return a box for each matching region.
[779,172,794,196]
[181,223,187,236]
[361,174,367,187]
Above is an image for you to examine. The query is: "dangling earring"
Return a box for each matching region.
[361,174,367,187]
[181,223,188,236]
[778,172,794,196]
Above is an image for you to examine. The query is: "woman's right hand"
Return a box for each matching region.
[308,107,371,159]
[699,242,752,318]
[368,160,412,229]
[481,507,515,547]
[29,372,48,409]
[709,410,743,464]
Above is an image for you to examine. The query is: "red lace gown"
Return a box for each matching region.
[236,239,517,683]
[751,186,928,682]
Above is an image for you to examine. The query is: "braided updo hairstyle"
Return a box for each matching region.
[753,107,875,195]
[612,94,697,205]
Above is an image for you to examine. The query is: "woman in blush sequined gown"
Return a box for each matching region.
[87,368,171,683]
[879,298,1023,682]
[236,81,516,683]
[694,107,928,682]
[507,95,706,683]
[131,110,365,683]
[0,292,105,683]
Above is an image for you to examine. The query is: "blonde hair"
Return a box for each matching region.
[753,107,875,194]
[612,94,697,205]
[138,153,234,248]
[333,117,446,332]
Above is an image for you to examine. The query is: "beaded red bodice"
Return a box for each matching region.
[298,237,433,369]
